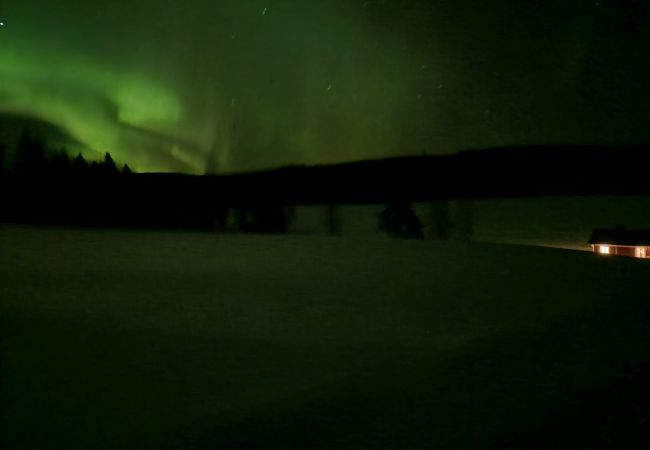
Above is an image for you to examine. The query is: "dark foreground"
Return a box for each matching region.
[1,226,650,449]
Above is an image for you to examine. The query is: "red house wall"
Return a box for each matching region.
[593,245,650,258]
[614,246,636,257]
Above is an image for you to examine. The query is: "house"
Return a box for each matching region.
[588,227,650,259]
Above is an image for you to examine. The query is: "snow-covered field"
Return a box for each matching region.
[1,225,650,449]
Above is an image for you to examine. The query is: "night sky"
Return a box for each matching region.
[1,0,649,173]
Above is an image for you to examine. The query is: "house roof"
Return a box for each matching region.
[588,228,650,246]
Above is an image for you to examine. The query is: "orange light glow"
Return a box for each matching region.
[598,245,611,254]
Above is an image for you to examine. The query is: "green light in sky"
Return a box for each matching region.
[0,40,191,172]
[110,76,182,128]
[2,0,649,174]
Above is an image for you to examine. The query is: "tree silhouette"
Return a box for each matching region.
[72,153,88,175]
[325,204,341,236]
[14,131,47,175]
[50,150,72,176]
[455,201,474,241]
[88,161,101,176]
[378,202,423,239]
[101,152,118,176]
[234,204,288,233]
[431,201,453,239]
[122,164,132,175]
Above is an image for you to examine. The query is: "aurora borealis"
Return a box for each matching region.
[1,0,649,174]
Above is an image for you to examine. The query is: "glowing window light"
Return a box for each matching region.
[598,245,611,254]
[635,247,647,258]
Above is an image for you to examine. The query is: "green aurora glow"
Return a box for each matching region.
[1,0,649,173]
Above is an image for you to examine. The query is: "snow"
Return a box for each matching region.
[1,225,649,449]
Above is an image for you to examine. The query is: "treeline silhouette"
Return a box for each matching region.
[3,131,132,178]
[378,202,424,239]
[3,132,650,234]
[0,133,289,233]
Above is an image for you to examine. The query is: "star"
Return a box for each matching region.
[261,7,268,16]
[0,22,4,26]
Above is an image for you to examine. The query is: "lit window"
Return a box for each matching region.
[635,247,647,258]
[599,245,611,254]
